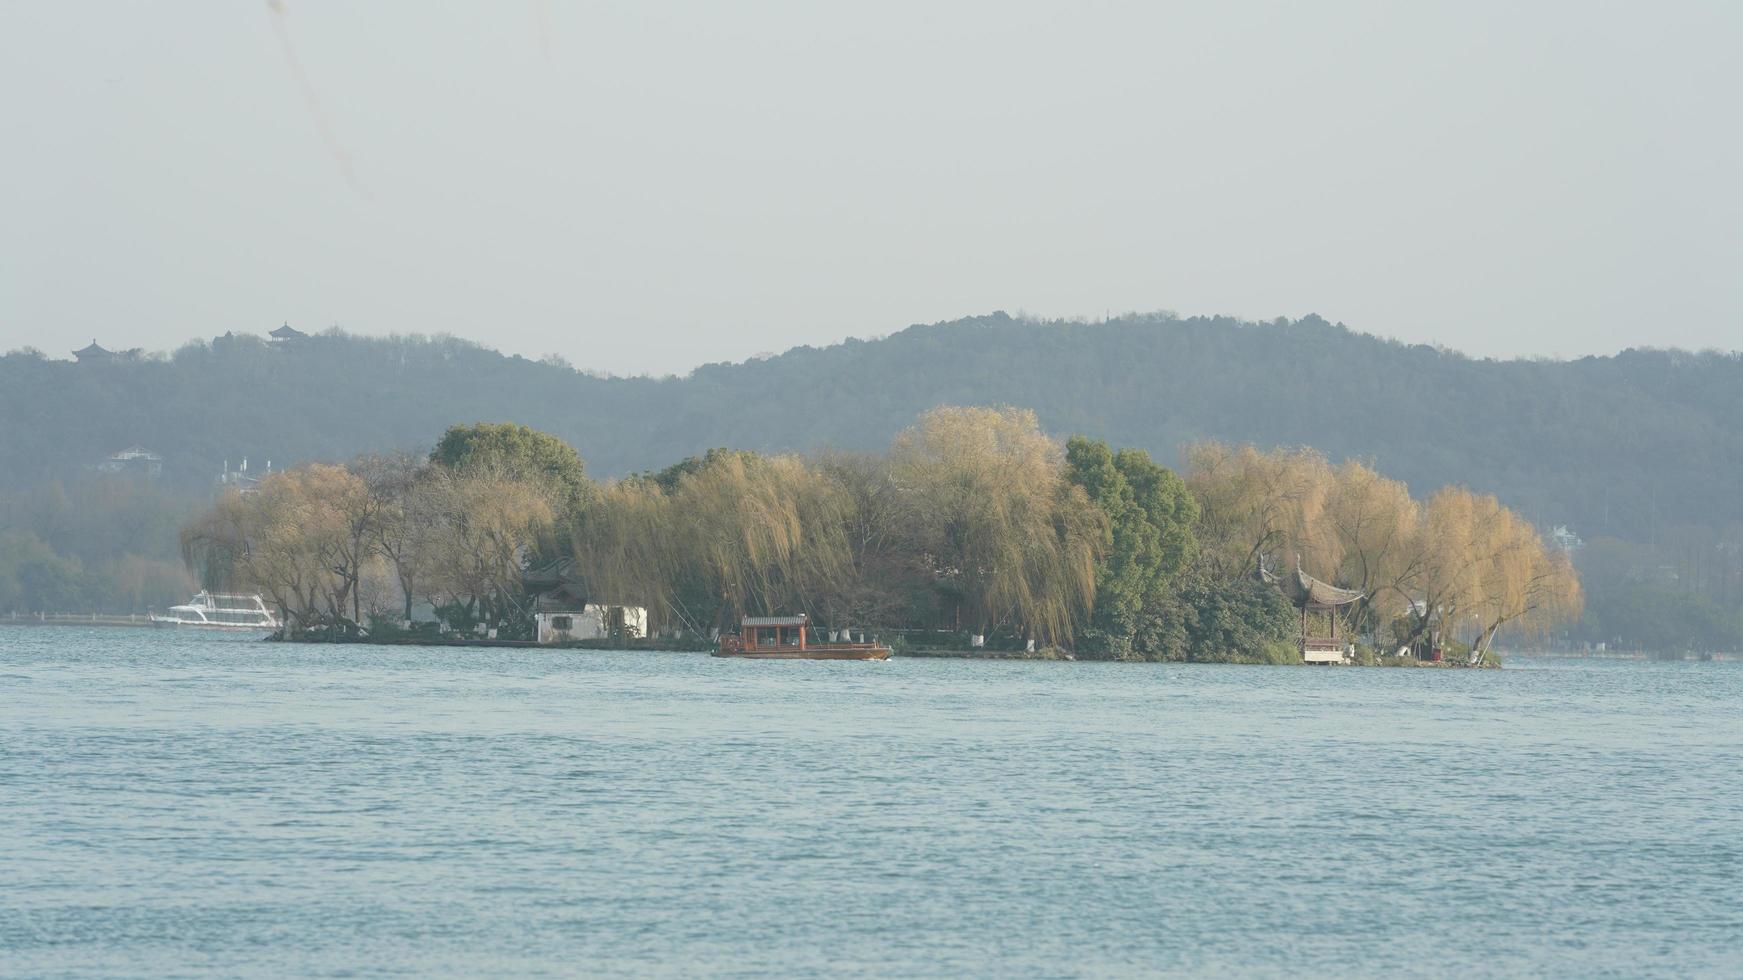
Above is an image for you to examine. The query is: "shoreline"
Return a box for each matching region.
[271,635,1501,666]
[3,613,161,629]
[10,619,1732,664]
[1503,649,1735,662]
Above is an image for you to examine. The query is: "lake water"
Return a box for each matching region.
[1,628,1739,978]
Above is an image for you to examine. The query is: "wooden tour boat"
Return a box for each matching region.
[714,614,891,660]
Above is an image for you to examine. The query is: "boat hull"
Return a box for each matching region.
[713,645,891,661]
[149,617,276,632]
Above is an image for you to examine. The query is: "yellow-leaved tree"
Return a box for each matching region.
[889,406,1104,647]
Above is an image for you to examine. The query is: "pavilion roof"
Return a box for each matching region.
[524,556,577,589]
[1283,566,1365,608]
[72,339,113,358]
[270,322,308,339]
[743,615,807,627]
[1258,558,1365,608]
[533,583,589,611]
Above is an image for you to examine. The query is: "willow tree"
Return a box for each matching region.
[353,451,444,623]
[325,462,389,627]
[418,466,558,635]
[679,453,854,626]
[1185,449,1585,656]
[814,451,926,631]
[1325,458,1422,634]
[180,490,251,593]
[179,464,379,632]
[573,452,856,635]
[1186,442,1338,581]
[572,476,677,627]
[890,406,1103,646]
[1395,487,1500,653]
[1468,504,1584,658]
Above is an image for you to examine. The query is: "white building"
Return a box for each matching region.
[535,603,648,644]
[97,445,163,478]
[1550,525,1584,553]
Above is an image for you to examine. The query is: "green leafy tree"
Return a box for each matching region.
[431,422,594,517]
[1134,573,1298,663]
[1066,436,1198,657]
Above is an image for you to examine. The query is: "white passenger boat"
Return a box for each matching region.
[150,592,281,631]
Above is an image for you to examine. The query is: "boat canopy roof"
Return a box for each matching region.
[743,615,807,628]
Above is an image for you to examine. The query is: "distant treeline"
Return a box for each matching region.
[5,312,1741,547]
[176,412,1579,662]
[0,477,195,615]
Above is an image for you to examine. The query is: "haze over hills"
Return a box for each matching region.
[5,311,1742,546]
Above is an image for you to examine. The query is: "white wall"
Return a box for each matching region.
[537,605,647,644]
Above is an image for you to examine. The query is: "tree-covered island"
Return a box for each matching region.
[179,407,1580,665]
[7,315,1739,653]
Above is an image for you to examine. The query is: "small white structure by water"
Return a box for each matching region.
[535,604,647,644]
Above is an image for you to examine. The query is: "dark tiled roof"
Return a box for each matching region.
[1257,557,1364,607]
[743,615,807,627]
[533,582,588,611]
[1283,566,1365,608]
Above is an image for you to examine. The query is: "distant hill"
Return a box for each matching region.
[5,312,1741,544]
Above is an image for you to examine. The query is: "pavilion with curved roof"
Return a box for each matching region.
[1258,558,1365,665]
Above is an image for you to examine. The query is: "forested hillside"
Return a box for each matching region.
[5,312,1740,541]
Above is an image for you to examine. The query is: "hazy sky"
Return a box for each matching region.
[4,2,1739,374]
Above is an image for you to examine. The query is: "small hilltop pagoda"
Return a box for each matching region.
[1259,558,1365,665]
[72,339,141,363]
